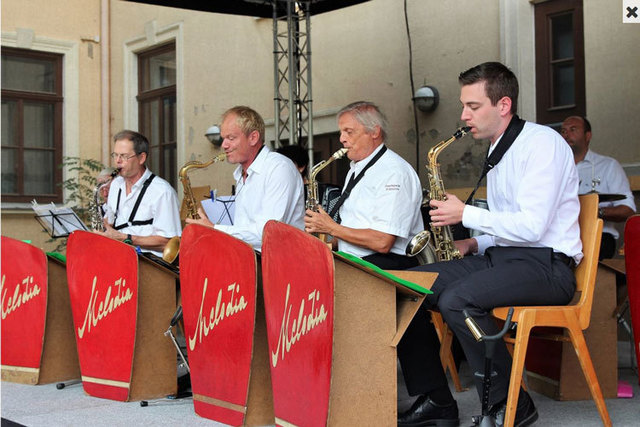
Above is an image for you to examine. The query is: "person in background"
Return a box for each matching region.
[561,115,636,259]
[95,167,116,218]
[276,144,310,183]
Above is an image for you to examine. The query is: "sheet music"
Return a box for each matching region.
[201,196,235,226]
[31,200,88,237]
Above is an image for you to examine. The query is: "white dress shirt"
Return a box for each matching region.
[462,121,583,264]
[105,167,182,256]
[576,149,636,239]
[215,146,305,252]
[338,144,424,258]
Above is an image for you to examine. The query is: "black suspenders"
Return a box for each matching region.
[113,174,156,230]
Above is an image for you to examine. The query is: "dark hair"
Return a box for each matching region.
[459,62,519,114]
[113,130,149,155]
[277,144,309,175]
[337,101,388,141]
[581,116,592,133]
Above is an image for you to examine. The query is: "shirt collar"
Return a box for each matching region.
[350,143,385,175]
[128,167,151,191]
[233,145,270,181]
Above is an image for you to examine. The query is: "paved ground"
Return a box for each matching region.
[2,342,638,426]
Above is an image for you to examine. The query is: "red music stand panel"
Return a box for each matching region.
[624,215,640,384]
[261,221,334,427]
[66,231,138,401]
[1,236,48,382]
[180,224,257,425]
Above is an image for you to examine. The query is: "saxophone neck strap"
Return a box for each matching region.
[114,173,156,230]
[329,145,387,219]
[465,115,525,205]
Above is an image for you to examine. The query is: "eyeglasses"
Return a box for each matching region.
[110,152,138,161]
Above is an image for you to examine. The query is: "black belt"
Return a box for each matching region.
[553,252,576,268]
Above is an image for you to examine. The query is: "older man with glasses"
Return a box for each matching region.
[96,129,181,257]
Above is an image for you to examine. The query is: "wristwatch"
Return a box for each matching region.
[598,207,605,219]
[124,234,133,245]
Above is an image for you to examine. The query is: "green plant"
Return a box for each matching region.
[60,156,106,224]
[45,156,106,252]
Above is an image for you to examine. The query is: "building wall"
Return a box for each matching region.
[1,0,104,252]
[2,0,638,253]
[583,0,640,162]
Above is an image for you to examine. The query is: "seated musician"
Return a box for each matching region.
[186,105,305,251]
[97,130,182,257]
[303,101,459,423]
[303,101,424,269]
[398,62,582,427]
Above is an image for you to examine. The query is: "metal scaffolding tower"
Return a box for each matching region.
[272,0,313,156]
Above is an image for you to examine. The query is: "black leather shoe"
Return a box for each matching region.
[398,394,459,427]
[490,391,539,427]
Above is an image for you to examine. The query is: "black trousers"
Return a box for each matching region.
[599,232,616,260]
[398,246,575,405]
[362,251,420,270]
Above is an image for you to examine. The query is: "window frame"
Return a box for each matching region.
[534,0,586,125]
[136,42,177,188]
[1,47,64,203]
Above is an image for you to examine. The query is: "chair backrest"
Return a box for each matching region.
[574,193,604,329]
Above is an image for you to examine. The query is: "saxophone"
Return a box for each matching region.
[90,169,119,231]
[306,147,348,241]
[162,153,227,263]
[406,126,471,263]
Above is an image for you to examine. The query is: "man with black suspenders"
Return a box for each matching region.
[97,129,181,257]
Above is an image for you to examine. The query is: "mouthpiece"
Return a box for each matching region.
[332,148,348,159]
[113,168,121,177]
[453,126,472,139]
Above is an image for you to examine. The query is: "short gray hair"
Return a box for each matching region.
[337,101,388,141]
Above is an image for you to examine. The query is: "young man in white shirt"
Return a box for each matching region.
[399,62,582,427]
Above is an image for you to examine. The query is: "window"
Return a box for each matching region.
[535,0,585,125]
[1,47,63,203]
[137,43,177,188]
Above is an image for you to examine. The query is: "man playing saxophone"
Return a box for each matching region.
[304,101,424,270]
[398,62,581,427]
[186,105,305,251]
[96,130,182,257]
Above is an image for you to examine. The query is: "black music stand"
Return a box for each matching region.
[35,209,88,238]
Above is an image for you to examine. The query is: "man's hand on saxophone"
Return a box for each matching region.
[304,205,339,249]
[185,207,215,229]
[428,192,465,227]
[429,193,478,256]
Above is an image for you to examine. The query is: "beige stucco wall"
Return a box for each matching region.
[2,0,638,253]
[1,0,104,252]
[108,1,275,195]
[311,0,500,187]
[583,0,640,162]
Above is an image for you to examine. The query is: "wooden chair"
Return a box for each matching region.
[492,193,611,427]
[431,311,465,392]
